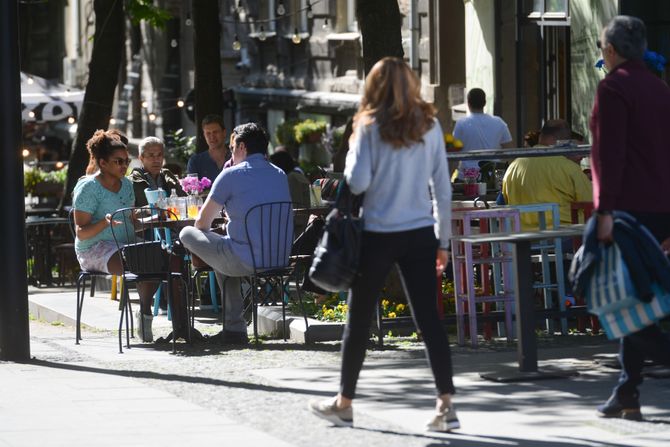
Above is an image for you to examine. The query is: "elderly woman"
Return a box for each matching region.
[128,136,186,207]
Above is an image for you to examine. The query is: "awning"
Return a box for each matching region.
[21,72,84,122]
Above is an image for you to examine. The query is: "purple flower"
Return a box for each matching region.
[595,59,605,69]
[199,177,212,190]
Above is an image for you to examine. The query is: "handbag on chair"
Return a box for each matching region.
[308,181,364,292]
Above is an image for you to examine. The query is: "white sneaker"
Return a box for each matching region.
[135,311,153,342]
[426,403,460,432]
[308,397,353,427]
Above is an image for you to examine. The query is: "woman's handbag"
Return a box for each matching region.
[308,182,364,292]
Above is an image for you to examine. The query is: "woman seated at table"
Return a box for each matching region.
[128,136,186,207]
[269,149,310,207]
[72,130,186,342]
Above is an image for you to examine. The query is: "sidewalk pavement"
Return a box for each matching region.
[7,287,670,447]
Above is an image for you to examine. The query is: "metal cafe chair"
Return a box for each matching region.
[68,208,120,344]
[110,207,185,353]
[243,201,311,342]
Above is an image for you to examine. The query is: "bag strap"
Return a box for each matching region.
[334,181,364,217]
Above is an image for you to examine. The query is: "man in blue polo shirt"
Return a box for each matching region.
[180,123,291,344]
[186,114,230,181]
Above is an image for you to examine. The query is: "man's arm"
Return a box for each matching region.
[194,196,223,231]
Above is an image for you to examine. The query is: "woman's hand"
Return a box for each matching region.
[105,213,123,227]
[436,248,450,277]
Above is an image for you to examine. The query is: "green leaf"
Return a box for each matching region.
[126,0,172,28]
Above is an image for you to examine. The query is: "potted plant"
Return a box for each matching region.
[275,119,300,158]
[294,119,329,167]
[165,128,196,169]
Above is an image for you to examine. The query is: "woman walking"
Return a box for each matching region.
[308,57,457,432]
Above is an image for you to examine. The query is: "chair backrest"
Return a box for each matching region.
[110,207,176,275]
[244,202,294,272]
[67,207,77,240]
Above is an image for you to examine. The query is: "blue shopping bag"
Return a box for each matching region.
[586,243,670,339]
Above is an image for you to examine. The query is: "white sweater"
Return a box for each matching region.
[344,119,452,249]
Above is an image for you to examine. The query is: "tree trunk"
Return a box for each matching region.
[356,0,404,76]
[62,0,125,206]
[192,0,224,152]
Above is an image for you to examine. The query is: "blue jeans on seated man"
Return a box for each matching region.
[179,227,254,333]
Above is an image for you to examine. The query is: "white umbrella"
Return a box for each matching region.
[21,72,84,122]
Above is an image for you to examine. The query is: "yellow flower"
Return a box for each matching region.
[396,303,406,313]
[387,312,397,319]
[454,139,463,149]
[381,299,390,309]
[444,133,454,144]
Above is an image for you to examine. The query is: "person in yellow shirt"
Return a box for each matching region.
[502,119,592,231]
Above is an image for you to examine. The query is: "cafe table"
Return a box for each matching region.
[450,224,585,382]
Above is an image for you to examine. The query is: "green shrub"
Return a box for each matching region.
[294,119,327,144]
[165,128,196,166]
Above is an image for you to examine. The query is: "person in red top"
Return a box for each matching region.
[590,15,670,422]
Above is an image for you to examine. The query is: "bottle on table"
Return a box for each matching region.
[168,188,180,220]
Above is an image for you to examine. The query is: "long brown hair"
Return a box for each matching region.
[353,57,436,148]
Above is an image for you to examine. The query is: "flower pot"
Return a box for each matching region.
[463,183,479,197]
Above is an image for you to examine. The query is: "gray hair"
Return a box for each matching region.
[138,136,164,156]
[603,15,647,61]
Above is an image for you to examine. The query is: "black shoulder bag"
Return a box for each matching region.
[308,181,364,292]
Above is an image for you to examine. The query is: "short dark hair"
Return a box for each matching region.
[467,88,486,110]
[201,114,225,130]
[604,16,647,61]
[539,119,572,142]
[232,123,269,155]
[269,149,296,174]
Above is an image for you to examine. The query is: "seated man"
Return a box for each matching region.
[502,119,592,231]
[187,114,230,181]
[128,136,186,207]
[179,123,291,344]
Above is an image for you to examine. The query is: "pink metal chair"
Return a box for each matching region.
[450,208,521,347]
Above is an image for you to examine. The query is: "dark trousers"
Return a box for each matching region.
[613,211,670,405]
[339,227,455,399]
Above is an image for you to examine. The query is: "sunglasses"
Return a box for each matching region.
[597,40,607,50]
[109,157,131,166]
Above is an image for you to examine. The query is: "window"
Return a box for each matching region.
[347,0,357,32]
[528,0,569,25]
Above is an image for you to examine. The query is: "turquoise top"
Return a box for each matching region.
[72,176,135,253]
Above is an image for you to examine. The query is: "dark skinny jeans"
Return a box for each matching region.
[339,227,456,399]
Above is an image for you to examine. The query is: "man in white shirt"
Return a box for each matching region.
[453,88,513,178]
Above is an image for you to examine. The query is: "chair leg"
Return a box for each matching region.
[252,278,259,342]
[75,274,87,344]
[165,274,176,353]
[293,271,310,344]
[376,301,384,348]
[209,271,219,314]
[118,282,127,353]
[90,275,97,298]
[152,283,162,317]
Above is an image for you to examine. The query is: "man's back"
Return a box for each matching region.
[454,113,512,174]
[209,153,291,267]
[503,156,592,230]
[454,113,512,151]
